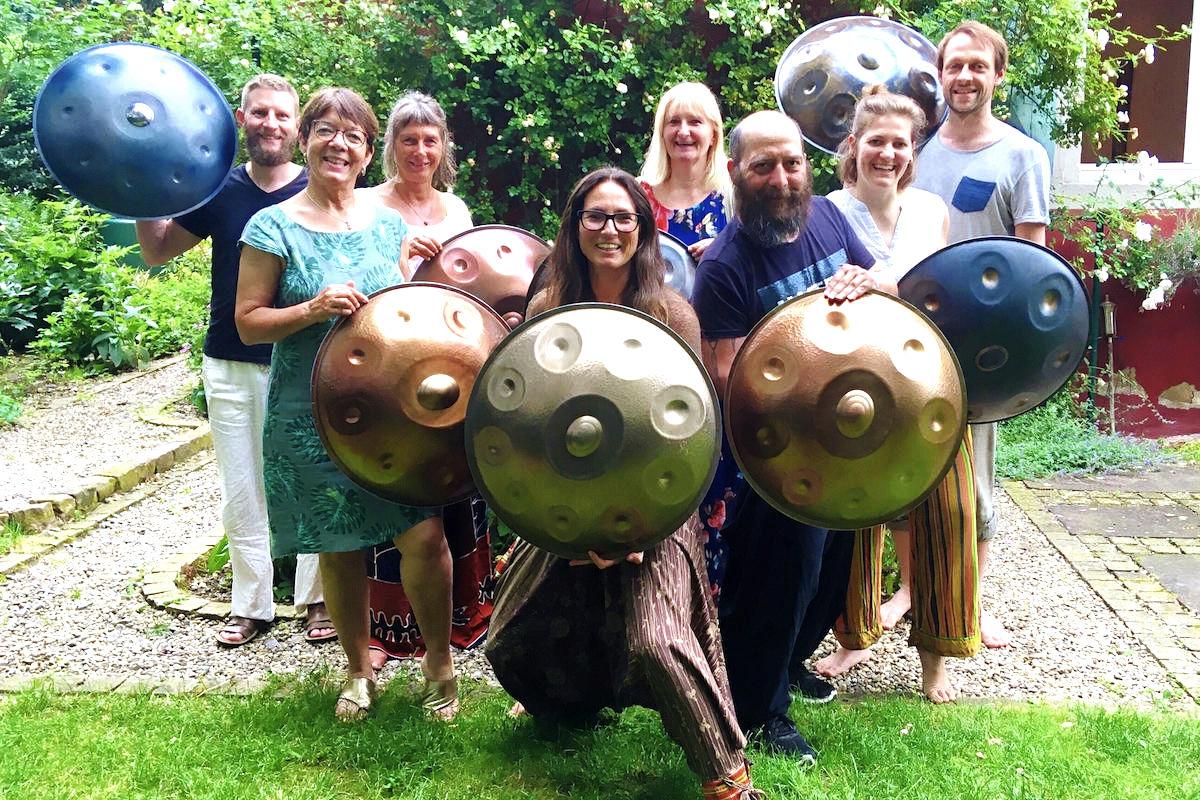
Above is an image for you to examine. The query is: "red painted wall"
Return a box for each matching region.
[1052,212,1200,438]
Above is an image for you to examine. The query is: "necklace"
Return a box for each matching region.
[392,185,442,227]
[305,188,353,231]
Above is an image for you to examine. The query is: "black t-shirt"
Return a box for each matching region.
[176,164,308,364]
[691,196,875,339]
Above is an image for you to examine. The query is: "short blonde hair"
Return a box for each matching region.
[239,73,298,111]
[382,91,457,190]
[836,85,926,191]
[938,21,1009,74]
[639,82,732,202]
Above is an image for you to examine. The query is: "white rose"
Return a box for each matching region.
[1144,44,1155,64]
[1134,220,1153,242]
[1095,267,1109,282]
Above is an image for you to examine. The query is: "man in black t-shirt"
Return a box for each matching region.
[136,75,329,648]
[693,110,889,763]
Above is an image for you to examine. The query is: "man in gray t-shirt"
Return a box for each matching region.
[914,21,1050,651]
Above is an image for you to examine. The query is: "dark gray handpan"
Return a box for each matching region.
[658,231,696,300]
[898,237,1090,423]
[774,16,946,154]
[34,42,236,219]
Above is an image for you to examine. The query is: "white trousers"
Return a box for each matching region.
[202,356,322,620]
[969,421,998,541]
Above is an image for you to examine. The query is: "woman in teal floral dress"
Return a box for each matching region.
[236,87,460,722]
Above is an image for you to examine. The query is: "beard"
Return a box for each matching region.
[245,130,297,167]
[732,168,812,247]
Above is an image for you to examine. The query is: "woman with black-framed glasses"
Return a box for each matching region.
[485,168,761,799]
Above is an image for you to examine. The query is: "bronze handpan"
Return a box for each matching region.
[466,304,721,560]
[33,43,236,219]
[774,16,946,154]
[658,231,697,300]
[312,283,510,507]
[726,289,965,529]
[898,236,1089,423]
[412,225,550,325]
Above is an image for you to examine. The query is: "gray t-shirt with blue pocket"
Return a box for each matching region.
[914,126,1050,243]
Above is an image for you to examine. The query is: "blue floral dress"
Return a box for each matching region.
[240,205,438,556]
[640,181,727,246]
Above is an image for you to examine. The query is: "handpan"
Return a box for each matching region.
[898,237,1089,423]
[658,230,697,300]
[412,225,550,325]
[774,16,946,154]
[311,283,510,507]
[466,304,721,560]
[33,42,236,219]
[726,289,965,529]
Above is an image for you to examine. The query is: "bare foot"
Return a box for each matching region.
[507,701,526,718]
[880,585,911,630]
[368,648,389,672]
[980,611,1012,648]
[918,649,957,703]
[814,646,873,677]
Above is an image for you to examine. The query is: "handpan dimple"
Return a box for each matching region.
[775,16,946,154]
[726,289,966,529]
[899,236,1090,423]
[34,42,236,219]
[312,283,510,507]
[466,304,720,560]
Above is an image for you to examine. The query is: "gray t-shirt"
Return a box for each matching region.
[914,126,1049,242]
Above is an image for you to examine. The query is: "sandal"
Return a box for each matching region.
[216,616,266,648]
[419,676,459,721]
[303,603,337,643]
[334,676,376,723]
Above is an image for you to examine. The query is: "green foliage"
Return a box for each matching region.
[204,534,230,574]
[0,388,19,425]
[0,519,27,556]
[997,389,1157,479]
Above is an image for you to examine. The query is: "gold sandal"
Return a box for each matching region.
[419,676,459,721]
[334,676,376,723]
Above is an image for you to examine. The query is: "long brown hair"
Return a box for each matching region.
[543,167,668,323]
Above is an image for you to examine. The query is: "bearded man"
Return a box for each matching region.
[691,110,890,763]
[136,74,331,648]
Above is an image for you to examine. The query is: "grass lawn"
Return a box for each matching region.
[1,677,1197,800]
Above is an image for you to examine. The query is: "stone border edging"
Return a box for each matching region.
[141,524,302,622]
[0,672,271,696]
[0,421,211,532]
[1004,479,1200,704]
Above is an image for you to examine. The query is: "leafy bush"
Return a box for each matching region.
[996,390,1157,479]
[0,387,19,425]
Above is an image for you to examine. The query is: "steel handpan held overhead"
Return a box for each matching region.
[725,289,966,530]
[898,236,1090,424]
[466,303,721,561]
[33,42,236,219]
[774,16,946,154]
[657,230,697,300]
[311,283,511,508]
[411,224,550,325]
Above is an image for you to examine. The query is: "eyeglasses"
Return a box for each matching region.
[577,210,640,232]
[311,121,368,148]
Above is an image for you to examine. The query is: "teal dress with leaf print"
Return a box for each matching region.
[240,205,437,556]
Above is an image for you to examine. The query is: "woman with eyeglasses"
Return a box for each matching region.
[485,168,761,800]
[235,87,461,723]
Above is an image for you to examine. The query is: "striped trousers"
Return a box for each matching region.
[835,432,981,658]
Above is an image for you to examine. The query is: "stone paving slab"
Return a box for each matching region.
[1047,502,1200,539]
[1141,554,1200,615]
[1027,463,1200,492]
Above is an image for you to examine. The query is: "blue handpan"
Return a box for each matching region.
[898,236,1089,423]
[33,42,236,219]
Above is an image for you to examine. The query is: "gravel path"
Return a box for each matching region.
[808,489,1187,708]
[0,440,1185,707]
[0,455,494,687]
[0,358,198,507]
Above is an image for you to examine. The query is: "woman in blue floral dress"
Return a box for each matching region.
[236,88,460,722]
[639,82,739,598]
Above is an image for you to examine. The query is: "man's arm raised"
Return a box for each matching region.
[135,220,202,267]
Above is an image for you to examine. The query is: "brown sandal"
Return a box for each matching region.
[303,603,337,643]
[216,616,266,648]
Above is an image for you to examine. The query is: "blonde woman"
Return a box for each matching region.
[638,81,732,260]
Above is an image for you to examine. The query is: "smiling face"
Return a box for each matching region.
[302,113,372,187]
[578,181,640,278]
[662,101,715,170]
[940,32,1003,119]
[237,88,299,168]
[391,123,443,186]
[851,113,915,190]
